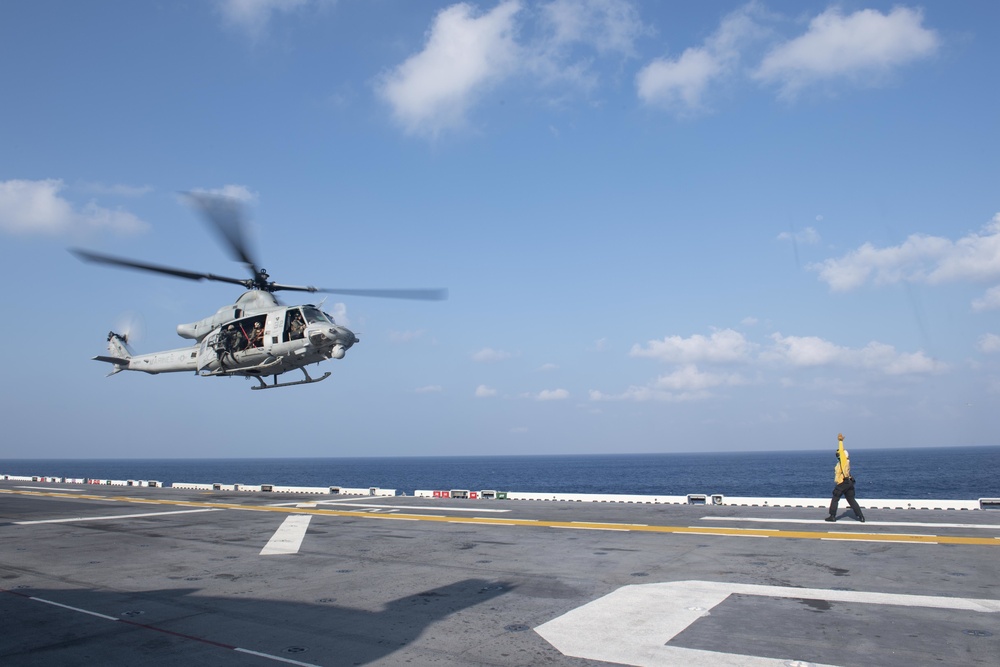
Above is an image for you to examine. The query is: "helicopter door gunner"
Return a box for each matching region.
[216,324,239,369]
[247,320,264,348]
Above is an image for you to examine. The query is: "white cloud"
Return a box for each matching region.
[765,333,945,375]
[776,226,820,244]
[978,334,1000,354]
[754,6,939,98]
[192,184,260,203]
[475,384,498,397]
[378,0,649,136]
[389,329,425,343]
[630,328,752,364]
[533,0,649,89]
[541,0,646,56]
[536,388,569,401]
[216,0,312,38]
[636,4,763,112]
[972,286,1000,313]
[327,302,349,327]
[811,214,1000,294]
[377,1,522,138]
[472,347,513,362]
[414,385,443,393]
[591,364,744,402]
[0,179,148,236]
[538,362,558,371]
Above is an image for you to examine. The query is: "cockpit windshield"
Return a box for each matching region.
[301,306,332,324]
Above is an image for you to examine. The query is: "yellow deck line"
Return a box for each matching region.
[4,488,999,546]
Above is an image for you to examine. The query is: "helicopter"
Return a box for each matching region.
[72,193,447,390]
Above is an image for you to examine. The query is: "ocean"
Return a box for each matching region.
[2,446,998,500]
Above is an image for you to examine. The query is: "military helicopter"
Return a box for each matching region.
[72,193,447,390]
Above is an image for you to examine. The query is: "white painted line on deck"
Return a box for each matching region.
[234,647,323,666]
[14,508,223,525]
[31,596,119,620]
[536,580,1000,667]
[264,498,512,513]
[2,589,323,667]
[260,514,312,555]
[702,516,1000,530]
[15,486,86,492]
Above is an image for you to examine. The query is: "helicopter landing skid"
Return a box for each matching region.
[251,367,332,390]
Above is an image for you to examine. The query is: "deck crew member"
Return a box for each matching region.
[826,437,865,522]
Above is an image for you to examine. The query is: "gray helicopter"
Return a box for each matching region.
[73,193,447,390]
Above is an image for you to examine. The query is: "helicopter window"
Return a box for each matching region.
[285,308,306,341]
[301,306,330,324]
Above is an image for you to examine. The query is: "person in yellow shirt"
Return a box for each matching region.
[826,434,865,522]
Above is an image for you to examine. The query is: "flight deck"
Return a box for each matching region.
[1,480,998,666]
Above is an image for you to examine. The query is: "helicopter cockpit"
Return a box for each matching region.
[283,306,337,343]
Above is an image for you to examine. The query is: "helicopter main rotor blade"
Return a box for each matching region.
[71,249,250,288]
[305,287,449,301]
[183,192,261,278]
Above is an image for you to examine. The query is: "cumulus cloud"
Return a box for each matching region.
[630,328,752,364]
[326,302,349,327]
[377,1,522,137]
[216,0,313,38]
[475,384,498,397]
[191,184,260,203]
[535,388,569,401]
[972,286,1000,313]
[472,347,513,362]
[0,179,148,236]
[636,4,762,112]
[414,385,443,393]
[378,0,648,136]
[765,333,945,375]
[389,329,425,343]
[776,226,820,244]
[754,6,939,98]
[533,0,648,88]
[591,364,744,402]
[811,214,1000,300]
[541,0,646,56]
[978,334,1000,354]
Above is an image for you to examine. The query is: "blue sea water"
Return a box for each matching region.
[2,446,998,500]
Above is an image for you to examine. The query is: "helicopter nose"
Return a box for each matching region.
[308,324,357,351]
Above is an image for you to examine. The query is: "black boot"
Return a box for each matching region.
[825,515,836,522]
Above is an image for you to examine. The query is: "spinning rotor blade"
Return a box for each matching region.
[308,287,449,301]
[71,248,250,288]
[183,192,261,279]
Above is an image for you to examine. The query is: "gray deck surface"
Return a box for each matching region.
[1,481,998,666]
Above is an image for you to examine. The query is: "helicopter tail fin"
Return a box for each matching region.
[93,331,133,376]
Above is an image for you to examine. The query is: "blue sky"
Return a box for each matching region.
[1,0,998,458]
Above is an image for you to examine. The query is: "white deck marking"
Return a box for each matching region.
[15,508,222,525]
[31,596,119,620]
[266,500,512,513]
[234,647,323,666]
[15,486,85,492]
[535,580,1000,667]
[6,591,323,666]
[260,514,311,555]
[702,516,1000,530]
